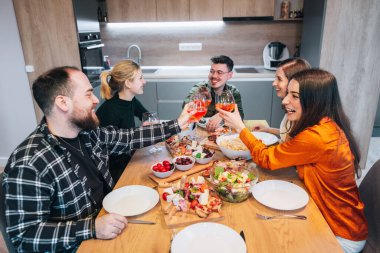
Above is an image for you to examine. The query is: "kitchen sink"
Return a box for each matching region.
[141,68,159,74]
[234,67,260,73]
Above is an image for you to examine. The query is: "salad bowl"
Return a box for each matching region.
[205,160,259,203]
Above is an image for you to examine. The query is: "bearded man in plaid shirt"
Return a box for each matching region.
[2,66,193,252]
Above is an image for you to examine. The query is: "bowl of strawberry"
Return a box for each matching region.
[151,160,175,178]
[173,156,195,171]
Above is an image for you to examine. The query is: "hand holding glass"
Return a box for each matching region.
[215,91,235,133]
[187,94,208,140]
[142,112,162,152]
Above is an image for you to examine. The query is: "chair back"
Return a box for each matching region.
[359,159,380,253]
[0,172,16,253]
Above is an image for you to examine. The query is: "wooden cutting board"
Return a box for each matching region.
[157,177,224,228]
[148,163,212,184]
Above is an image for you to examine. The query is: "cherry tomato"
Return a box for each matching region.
[190,199,199,209]
[163,160,170,166]
[162,192,169,201]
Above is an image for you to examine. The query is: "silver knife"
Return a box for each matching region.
[128,219,156,225]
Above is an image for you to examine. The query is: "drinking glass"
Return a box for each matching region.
[197,86,212,107]
[215,90,236,134]
[187,93,208,141]
[142,112,162,152]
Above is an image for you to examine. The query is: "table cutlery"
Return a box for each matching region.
[128,219,156,224]
[239,230,246,242]
[256,213,307,220]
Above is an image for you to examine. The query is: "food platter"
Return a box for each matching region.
[103,185,159,216]
[158,175,224,228]
[251,180,309,210]
[171,222,246,253]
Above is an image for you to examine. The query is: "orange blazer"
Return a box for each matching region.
[240,117,368,241]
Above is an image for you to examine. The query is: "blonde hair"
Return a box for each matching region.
[100,60,140,100]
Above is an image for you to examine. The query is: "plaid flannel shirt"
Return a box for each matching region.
[3,118,180,252]
[183,81,244,119]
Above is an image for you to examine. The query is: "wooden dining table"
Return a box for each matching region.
[78,120,343,253]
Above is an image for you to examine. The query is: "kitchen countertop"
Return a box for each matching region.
[141,65,275,81]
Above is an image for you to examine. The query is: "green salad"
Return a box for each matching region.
[211,165,257,203]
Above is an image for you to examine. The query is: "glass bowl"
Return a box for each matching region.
[205,160,259,203]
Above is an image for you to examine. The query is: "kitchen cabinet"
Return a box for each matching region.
[136,81,158,113]
[156,81,198,120]
[233,81,274,124]
[157,0,189,21]
[270,88,285,128]
[107,0,157,22]
[13,0,81,120]
[190,0,223,21]
[223,0,274,17]
[137,79,282,127]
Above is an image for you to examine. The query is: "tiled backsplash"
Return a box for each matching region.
[100,21,302,66]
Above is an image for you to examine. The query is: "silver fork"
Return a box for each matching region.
[256,213,307,220]
[169,229,177,253]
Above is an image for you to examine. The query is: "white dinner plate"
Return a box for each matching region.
[171,222,246,253]
[251,180,309,210]
[251,131,279,146]
[103,185,159,216]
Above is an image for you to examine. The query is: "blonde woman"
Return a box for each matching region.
[96,60,148,181]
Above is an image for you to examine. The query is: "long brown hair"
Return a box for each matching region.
[289,69,361,177]
[100,60,140,100]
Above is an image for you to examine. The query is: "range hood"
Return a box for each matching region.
[223,16,274,22]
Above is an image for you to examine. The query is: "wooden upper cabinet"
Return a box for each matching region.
[223,0,274,17]
[13,0,81,120]
[107,0,157,22]
[156,0,189,21]
[190,0,223,21]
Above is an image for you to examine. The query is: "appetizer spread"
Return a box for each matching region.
[161,175,222,219]
[166,135,199,156]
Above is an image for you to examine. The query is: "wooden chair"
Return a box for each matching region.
[359,159,380,253]
[0,172,16,253]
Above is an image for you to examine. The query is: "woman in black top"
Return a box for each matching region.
[96,60,148,182]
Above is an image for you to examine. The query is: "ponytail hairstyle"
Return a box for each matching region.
[100,60,140,100]
[289,69,361,177]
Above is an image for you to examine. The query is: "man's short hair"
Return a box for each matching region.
[210,55,234,72]
[32,66,79,115]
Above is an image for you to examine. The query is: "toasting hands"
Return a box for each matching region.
[216,104,246,134]
[178,102,196,130]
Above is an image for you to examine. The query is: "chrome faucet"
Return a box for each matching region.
[127,44,142,64]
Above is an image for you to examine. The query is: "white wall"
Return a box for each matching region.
[0,0,37,166]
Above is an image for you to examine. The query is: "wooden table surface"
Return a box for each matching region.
[78,120,343,253]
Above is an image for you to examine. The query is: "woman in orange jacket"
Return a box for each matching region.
[217,69,368,253]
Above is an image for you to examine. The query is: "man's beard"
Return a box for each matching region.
[71,109,99,130]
